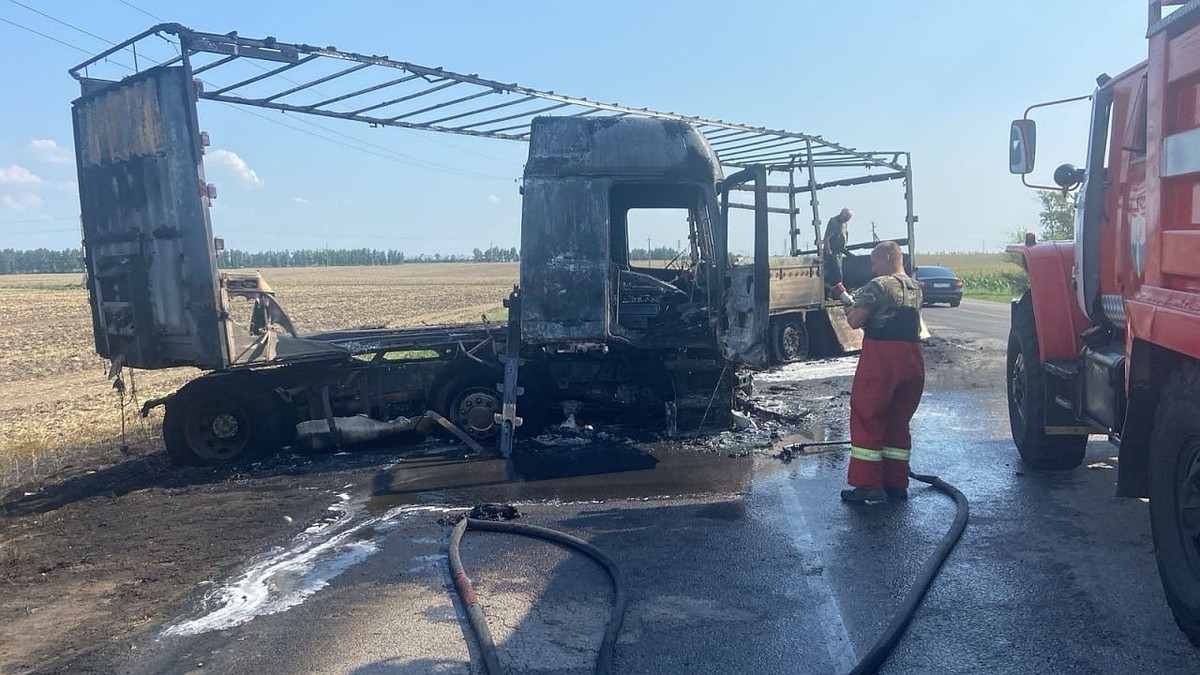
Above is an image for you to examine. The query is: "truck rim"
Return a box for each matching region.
[781,323,804,360]
[1180,435,1200,568]
[456,387,502,440]
[186,399,250,460]
[1010,352,1028,427]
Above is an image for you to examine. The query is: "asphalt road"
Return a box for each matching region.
[921,298,1011,342]
[112,309,1200,675]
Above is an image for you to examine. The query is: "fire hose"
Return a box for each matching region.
[449,515,627,675]
[448,468,968,675]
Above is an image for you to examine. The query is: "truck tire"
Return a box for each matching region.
[770,315,809,364]
[1148,364,1200,646]
[162,376,285,466]
[434,369,549,443]
[1006,292,1088,469]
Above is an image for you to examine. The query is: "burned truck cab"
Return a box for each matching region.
[519,116,726,350]
[517,116,759,430]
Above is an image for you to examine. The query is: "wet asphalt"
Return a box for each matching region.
[117,300,1200,674]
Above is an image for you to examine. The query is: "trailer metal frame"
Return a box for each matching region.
[69,23,916,261]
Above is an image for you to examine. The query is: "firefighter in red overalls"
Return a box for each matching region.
[839,241,925,503]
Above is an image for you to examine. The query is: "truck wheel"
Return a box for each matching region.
[162,376,284,466]
[770,315,809,363]
[435,371,504,442]
[435,369,550,442]
[1149,364,1200,646]
[1006,292,1087,469]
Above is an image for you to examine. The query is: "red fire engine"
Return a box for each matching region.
[1008,1,1200,645]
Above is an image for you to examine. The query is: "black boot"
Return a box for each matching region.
[840,488,887,503]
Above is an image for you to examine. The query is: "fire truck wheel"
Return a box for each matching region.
[770,315,809,363]
[1006,292,1088,470]
[162,376,283,467]
[1149,365,1200,646]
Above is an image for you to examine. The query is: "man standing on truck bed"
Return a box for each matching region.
[823,207,854,303]
[839,240,924,503]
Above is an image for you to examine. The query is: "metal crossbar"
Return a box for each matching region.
[69,23,907,172]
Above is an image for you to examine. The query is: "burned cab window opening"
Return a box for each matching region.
[609,183,710,267]
[608,183,713,336]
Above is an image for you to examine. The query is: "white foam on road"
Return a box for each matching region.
[162,497,457,637]
[754,356,858,384]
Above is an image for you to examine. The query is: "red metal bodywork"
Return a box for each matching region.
[1025,15,1200,378]
[1020,242,1090,361]
[1124,19,1200,362]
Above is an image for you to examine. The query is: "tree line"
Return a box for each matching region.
[0,247,526,274]
[0,248,83,274]
[630,246,682,261]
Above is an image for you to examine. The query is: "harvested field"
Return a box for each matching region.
[0,263,518,487]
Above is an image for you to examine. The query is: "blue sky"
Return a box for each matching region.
[0,1,1148,256]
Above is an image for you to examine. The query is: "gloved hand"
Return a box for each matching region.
[832,283,854,306]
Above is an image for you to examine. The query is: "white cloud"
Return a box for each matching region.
[0,193,44,212]
[487,194,501,204]
[0,165,44,186]
[29,139,73,165]
[208,149,262,187]
[292,197,313,205]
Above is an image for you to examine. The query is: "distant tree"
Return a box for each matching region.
[1036,189,1076,241]
[0,248,84,274]
[628,246,679,261]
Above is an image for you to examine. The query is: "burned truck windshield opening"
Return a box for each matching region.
[609,183,711,269]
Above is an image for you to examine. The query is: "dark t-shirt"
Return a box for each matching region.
[824,216,848,255]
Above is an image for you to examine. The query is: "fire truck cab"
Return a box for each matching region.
[1007,1,1200,645]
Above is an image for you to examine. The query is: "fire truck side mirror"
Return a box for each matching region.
[1009,119,1037,175]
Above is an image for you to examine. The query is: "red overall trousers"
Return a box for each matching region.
[847,337,925,491]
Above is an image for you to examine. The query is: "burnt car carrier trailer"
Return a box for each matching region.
[68,25,918,465]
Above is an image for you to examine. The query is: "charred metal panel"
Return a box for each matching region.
[768,258,824,312]
[519,176,610,342]
[725,264,769,366]
[73,67,227,370]
[825,307,865,353]
[525,116,721,182]
[520,117,724,344]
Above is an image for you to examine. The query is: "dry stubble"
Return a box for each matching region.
[0,263,518,486]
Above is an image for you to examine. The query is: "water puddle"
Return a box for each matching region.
[365,438,771,513]
[753,356,858,384]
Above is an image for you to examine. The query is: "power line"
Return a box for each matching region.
[0,15,133,70]
[116,0,164,22]
[220,38,521,168]
[1,227,80,236]
[7,0,118,47]
[219,104,513,180]
[6,6,513,182]
[277,110,515,179]
[2,15,99,57]
[98,4,520,170]
[0,216,78,226]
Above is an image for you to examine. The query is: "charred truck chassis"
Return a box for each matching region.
[70,25,915,465]
[152,321,739,466]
